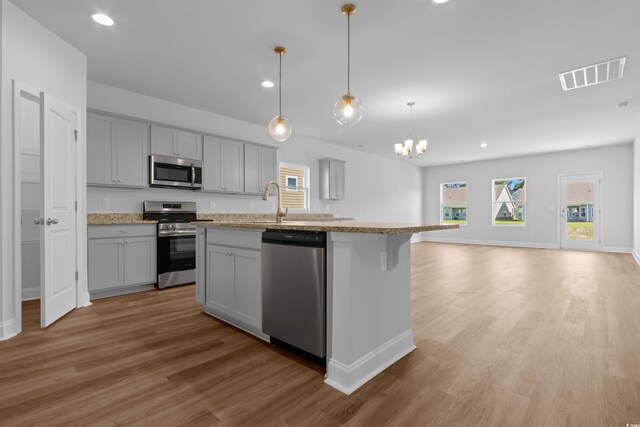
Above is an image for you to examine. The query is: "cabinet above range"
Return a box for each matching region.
[86,111,278,194]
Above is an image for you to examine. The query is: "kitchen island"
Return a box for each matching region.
[194,220,457,395]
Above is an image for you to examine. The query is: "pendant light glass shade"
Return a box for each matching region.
[334,94,363,126]
[268,46,292,142]
[268,115,292,142]
[335,4,362,126]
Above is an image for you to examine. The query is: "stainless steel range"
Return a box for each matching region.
[143,201,197,289]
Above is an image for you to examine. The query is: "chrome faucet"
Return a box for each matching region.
[263,180,288,223]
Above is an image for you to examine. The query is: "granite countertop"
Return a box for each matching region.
[87,212,338,225]
[194,220,459,235]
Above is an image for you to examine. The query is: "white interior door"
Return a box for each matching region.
[40,93,78,327]
[559,173,601,251]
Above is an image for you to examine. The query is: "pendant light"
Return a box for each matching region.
[268,46,292,142]
[394,102,428,159]
[334,3,363,126]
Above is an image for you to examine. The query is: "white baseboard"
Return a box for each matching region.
[603,246,632,254]
[414,236,559,250]
[22,287,40,301]
[0,319,17,341]
[325,329,416,395]
[633,250,640,266]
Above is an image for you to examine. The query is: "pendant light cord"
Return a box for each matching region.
[347,13,351,95]
[409,104,413,139]
[279,53,282,117]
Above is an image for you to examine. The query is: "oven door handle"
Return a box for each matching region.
[191,163,196,186]
[158,230,197,237]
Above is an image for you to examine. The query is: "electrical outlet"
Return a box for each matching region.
[209,201,216,210]
[101,198,109,208]
[326,205,330,212]
[249,202,255,210]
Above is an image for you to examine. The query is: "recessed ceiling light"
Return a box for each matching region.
[92,13,114,26]
[617,101,629,108]
[261,80,274,88]
[432,0,450,4]
[480,142,488,148]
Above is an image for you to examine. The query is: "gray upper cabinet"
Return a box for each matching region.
[87,113,148,188]
[244,144,277,195]
[151,125,202,161]
[202,136,244,193]
[319,158,346,200]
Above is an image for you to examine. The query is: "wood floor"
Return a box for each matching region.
[1,243,639,426]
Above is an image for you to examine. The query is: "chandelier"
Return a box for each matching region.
[394,102,427,159]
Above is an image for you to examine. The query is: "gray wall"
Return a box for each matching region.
[86,82,424,223]
[421,144,634,251]
[634,134,640,262]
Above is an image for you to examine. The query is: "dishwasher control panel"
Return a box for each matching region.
[262,230,326,247]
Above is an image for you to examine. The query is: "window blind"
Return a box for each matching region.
[279,165,306,209]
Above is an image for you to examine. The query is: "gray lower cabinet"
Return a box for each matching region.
[244,144,277,195]
[201,228,263,337]
[87,113,149,188]
[88,225,157,299]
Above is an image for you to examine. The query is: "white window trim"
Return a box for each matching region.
[491,177,526,227]
[279,161,310,212]
[439,181,468,226]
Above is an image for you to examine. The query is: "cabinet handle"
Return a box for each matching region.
[125,240,130,244]
[121,229,126,233]
[177,152,181,156]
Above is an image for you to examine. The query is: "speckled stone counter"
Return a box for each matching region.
[87,212,338,225]
[194,221,458,234]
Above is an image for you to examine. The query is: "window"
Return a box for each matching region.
[492,178,526,226]
[440,182,467,225]
[279,162,309,210]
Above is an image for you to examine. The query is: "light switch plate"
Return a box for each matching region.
[209,201,216,210]
[101,198,109,208]
[249,202,255,210]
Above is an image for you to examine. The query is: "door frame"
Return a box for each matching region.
[557,172,603,251]
[12,80,90,336]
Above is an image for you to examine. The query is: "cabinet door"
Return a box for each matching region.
[206,244,235,314]
[222,140,244,192]
[124,236,156,286]
[150,125,177,157]
[176,130,202,161]
[88,238,124,291]
[334,161,345,199]
[87,113,116,185]
[202,136,223,191]
[116,119,148,187]
[233,248,261,329]
[244,144,260,194]
[260,147,278,196]
[329,160,345,200]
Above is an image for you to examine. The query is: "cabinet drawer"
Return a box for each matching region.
[206,228,262,250]
[88,224,156,239]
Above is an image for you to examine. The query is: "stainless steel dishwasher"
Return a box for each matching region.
[262,230,326,360]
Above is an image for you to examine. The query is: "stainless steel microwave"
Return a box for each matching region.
[149,155,202,189]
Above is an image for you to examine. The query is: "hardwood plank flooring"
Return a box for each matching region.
[1,243,639,426]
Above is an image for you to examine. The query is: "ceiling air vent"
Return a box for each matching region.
[559,57,625,91]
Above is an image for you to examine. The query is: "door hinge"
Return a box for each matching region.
[74,130,78,141]
[75,271,79,281]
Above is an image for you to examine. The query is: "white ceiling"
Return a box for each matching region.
[12,0,640,166]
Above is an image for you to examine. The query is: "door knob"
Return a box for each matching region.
[33,218,44,225]
[46,218,59,225]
